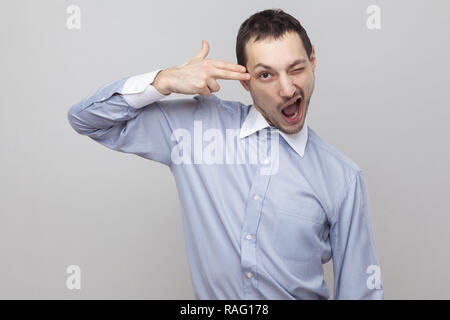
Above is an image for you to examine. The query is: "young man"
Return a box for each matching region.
[68,9,383,299]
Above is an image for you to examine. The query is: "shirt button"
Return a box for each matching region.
[246,234,252,240]
[263,158,270,165]
[246,272,253,279]
[253,194,259,201]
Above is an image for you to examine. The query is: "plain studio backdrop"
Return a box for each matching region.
[0,0,449,299]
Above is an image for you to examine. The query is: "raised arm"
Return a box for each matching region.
[67,40,251,165]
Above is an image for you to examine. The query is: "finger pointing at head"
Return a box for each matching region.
[213,68,251,81]
[210,59,247,73]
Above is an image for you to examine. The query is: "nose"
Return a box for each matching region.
[279,74,296,98]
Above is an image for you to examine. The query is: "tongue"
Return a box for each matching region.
[282,103,297,117]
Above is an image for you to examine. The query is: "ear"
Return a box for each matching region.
[310,45,317,73]
[240,79,250,92]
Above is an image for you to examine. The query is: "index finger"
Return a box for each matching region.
[209,59,247,73]
[212,68,251,81]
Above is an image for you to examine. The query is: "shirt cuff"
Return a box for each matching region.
[119,68,168,109]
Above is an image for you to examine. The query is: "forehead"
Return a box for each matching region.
[245,31,308,69]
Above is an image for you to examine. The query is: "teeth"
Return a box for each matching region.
[288,109,298,119]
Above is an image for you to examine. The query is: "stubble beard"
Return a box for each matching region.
[256,96,311,135]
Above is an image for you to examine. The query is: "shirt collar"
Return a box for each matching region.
[239,105,308,158]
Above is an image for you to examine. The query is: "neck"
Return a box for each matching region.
[254,104,275,126]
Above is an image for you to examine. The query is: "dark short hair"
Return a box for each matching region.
[236,9,313,68]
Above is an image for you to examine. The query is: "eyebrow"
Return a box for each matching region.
[253,59,307,71]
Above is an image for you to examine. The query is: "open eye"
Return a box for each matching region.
[259,72,271,79]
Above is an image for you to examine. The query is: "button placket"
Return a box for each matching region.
[240,142,273,298]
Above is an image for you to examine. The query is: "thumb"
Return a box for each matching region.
[193,40,209,60]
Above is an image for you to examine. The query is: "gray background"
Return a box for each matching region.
[1,0,449,299]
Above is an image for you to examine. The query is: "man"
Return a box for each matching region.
[68,9,383,299]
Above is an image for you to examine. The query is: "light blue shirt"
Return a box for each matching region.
[67,71,384,300]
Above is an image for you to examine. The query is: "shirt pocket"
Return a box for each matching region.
[271,198,325,262]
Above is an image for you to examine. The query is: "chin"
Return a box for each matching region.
[278,121,304,135]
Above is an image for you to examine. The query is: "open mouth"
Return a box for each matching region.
[281,97,302,124]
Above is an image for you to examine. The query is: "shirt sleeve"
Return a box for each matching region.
[67,70,200,166]
[329,170,384,300]
[119,69,169,109]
